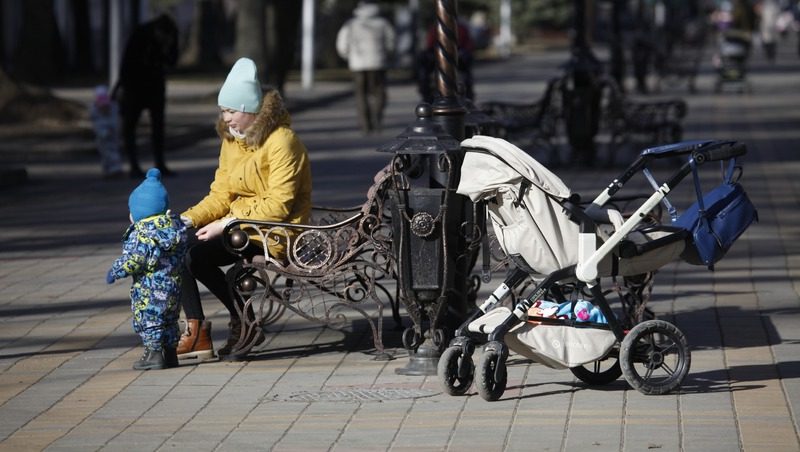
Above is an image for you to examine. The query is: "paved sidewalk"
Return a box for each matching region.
[1,38,800,451]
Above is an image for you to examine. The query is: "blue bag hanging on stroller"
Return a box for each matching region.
[675,156,758,269]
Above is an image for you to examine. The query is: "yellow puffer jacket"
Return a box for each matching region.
[182,89,312,257]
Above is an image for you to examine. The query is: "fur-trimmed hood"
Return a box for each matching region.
[215,88,291,148]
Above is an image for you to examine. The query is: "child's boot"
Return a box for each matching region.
[133,347,165,370]
[177,319,215,361]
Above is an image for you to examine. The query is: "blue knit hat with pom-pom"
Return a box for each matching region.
[129,168,169,222]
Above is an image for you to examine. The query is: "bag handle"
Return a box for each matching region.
[689,158,707,215]
[689,157,743,208]
[689,156,741,214]
[724,159,742,184]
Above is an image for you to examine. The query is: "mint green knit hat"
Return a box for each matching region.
[218,58,262,113]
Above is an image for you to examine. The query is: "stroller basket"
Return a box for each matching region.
[468,306,616,369]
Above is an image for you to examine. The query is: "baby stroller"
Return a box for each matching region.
[438,136,757,401]
[714,29,752,93]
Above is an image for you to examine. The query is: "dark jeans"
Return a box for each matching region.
[353,70,387,133]
[180,233,261,321]
[120,92,166,172]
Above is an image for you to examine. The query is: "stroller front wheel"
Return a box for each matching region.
[620,319,691,395]
[476,342,508,401]
[437,346,474,396]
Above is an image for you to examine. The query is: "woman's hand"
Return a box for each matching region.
[195,219,229,241]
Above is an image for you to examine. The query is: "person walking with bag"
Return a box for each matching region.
[336,1,396,134]
[177,58,312,362]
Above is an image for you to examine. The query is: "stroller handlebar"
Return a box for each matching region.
[693,142,747,164]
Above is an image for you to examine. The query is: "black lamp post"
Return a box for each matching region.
[562,0,603,167]
[430,0,466,140]
[378,0,478,376]
[609,0,626,90]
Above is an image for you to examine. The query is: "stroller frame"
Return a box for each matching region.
[439,138,747,401]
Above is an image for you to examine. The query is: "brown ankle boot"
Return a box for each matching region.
[176,319,215,361]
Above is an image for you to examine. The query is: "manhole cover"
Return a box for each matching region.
[276,388,440,402]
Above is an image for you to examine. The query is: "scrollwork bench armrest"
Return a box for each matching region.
[222,212,366,258]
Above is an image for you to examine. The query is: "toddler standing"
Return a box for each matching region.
[107,168,188,370]
[90,85,124,177]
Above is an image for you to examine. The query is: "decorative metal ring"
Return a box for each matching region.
[410,212,436,238]
[292,230,334,270]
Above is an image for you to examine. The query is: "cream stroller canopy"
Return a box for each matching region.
[458,135,572,202]
[457,135,682,278]
[458,135,582,276]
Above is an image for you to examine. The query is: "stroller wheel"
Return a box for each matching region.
[437,346,474,396]
[620,320,691,395]
[570,355,622,386]
[476,342,508,402]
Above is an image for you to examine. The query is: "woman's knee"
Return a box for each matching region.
[185,239,231,280]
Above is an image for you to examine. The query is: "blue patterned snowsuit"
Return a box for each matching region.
[109,213,188,350]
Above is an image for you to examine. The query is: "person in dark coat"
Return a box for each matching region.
[113,14,179,178]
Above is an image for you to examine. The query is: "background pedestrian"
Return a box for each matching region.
[112,14,179,178]
[336,1,396,134]
[89,85,124,178]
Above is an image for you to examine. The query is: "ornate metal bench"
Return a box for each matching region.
[600,78,688,166]
[220,165,398,360]
[478,76,565,166]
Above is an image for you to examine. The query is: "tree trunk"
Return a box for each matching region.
[235,0,266,69]
[12,0,65,84]
[180,0,226,69]
[265,0,302,95]
[71,0,93,74]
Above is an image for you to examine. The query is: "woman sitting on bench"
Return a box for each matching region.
[177,58,312,363]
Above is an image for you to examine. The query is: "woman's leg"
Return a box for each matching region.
[185,236,260,317]
[185,235,263,359]
[180,265,205,320]
[177,237,214,360]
